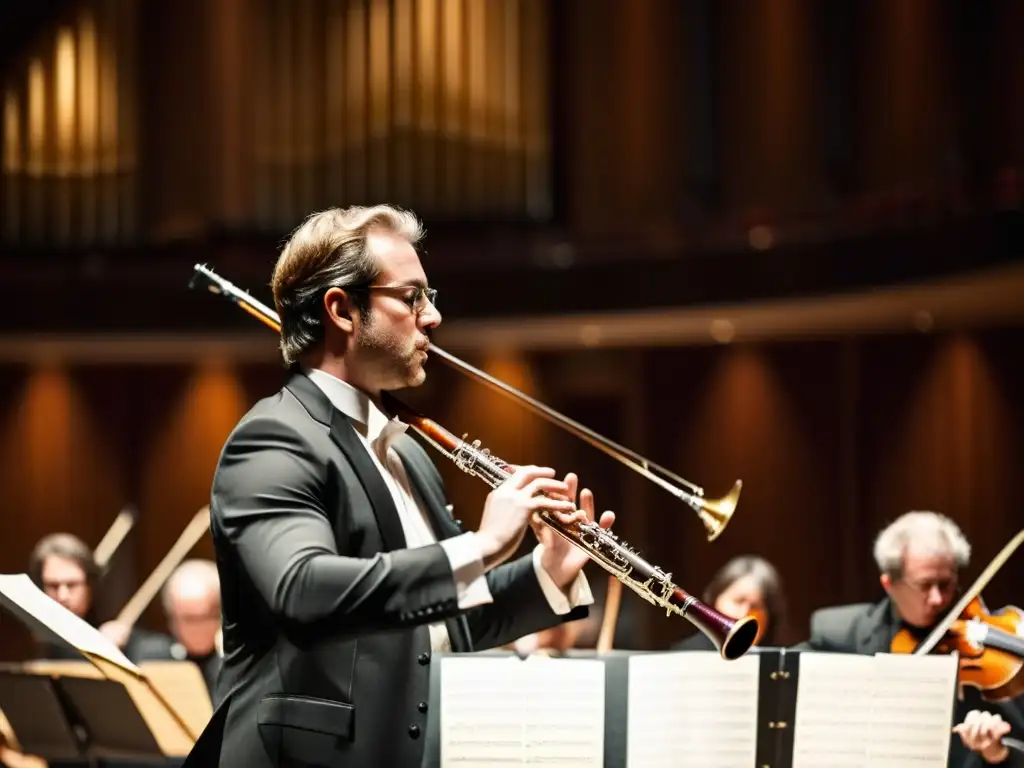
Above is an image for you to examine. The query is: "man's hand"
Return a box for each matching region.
[954,710,1011,764]
[98,619,132,649]
[477,466,578,571]
[535,472,615,591]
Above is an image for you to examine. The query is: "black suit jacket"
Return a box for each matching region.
[183,371,586,768]
[804,598,1024,768]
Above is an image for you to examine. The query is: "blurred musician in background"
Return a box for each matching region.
[671,554,786,650]
[184,205,608,768]
[800,510,1024,767]
[132,559,224,701]
[27,533,165,662]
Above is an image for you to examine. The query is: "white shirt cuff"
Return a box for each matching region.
[531,544,594,615]
[439,532,493,610]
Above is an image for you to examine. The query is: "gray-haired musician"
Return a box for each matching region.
[798,511,1024,767]
[182,205,613,768]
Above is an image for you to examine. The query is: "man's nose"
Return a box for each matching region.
[420,302,442,329]
[928,586,944,605]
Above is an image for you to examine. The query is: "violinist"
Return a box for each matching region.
[670,555,786,650]
[799,510,1024,767]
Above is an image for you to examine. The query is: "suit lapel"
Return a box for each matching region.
[285,372,408,553]
[328,411,408,553]
[857,599,895,655]
[392,439,474,651]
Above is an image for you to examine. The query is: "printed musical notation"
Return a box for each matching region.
[791,652,958,768]
[439,655,605,767]
[792,653,876,768]
[625,651,760,767]
[866,654,958,768]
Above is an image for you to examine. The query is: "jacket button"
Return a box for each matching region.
[454,519,463,530]
[408,724,421,739]
[418,701,428,713]
[418,652,430,665]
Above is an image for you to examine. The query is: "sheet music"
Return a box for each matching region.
[792,652,958,768]
[792,653,876,768]
[0,573,139,675]
[626,651,760,767]
[439,655,604,767]
[866,653,958,768]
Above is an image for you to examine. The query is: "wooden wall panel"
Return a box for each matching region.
[0,328,1022,659]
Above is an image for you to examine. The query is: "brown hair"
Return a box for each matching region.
[28,532,99,588]
[703,555,786,646]
[270,205,425,366]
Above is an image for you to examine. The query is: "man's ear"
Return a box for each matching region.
[323,286,354,333]
[880,573,893,594]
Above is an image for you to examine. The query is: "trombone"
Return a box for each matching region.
[188,263,742,541]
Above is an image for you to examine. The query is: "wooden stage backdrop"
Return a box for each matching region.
[1,326,1021,659]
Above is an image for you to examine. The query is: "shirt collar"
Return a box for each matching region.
[304,367,408,446]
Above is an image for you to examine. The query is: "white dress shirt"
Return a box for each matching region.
[305,368,593,652]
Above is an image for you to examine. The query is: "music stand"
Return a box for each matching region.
[0,573,200,761]
[0,669,84,762]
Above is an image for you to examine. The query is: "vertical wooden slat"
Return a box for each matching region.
[368,0,390,202]
[2,86,22,241]
[482,1,505,211]
[26,56,46,243]
[464,0,486,212]
[118,0,137,241]
[53,24,75,244]
[98,0,120,243]
[252,0,273,229]
[440,0,464,214]
[77,9,99,243]
[391,0,415,205]
[415,0,439,209]
[345,0,367,203]
[294,0,318,216]
[324,1,347,206]
[503,0,522,215]
[521,0,548,219]
[274,0,295,228]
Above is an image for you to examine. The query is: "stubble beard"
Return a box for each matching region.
[357,317,425,390]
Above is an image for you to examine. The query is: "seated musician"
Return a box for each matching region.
[799,510,1024,767]
[670,554,786,650]
[27,533,167,662]
[132,559,224,702]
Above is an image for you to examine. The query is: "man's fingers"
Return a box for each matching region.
[523,477,572,499]
[598,510,615,529]
[579,488,595,517]
[563,472,578,503]
[506,465,557,490]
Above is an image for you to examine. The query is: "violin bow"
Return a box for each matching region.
[93,506,138,570]
[915,528,1024,656]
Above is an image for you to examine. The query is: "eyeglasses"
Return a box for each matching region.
[358,284,438,314]
[901,576,957,595]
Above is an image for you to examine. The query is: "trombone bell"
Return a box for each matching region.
[698,480,742,542]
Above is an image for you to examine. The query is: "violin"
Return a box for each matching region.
[891,595,1024,702]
